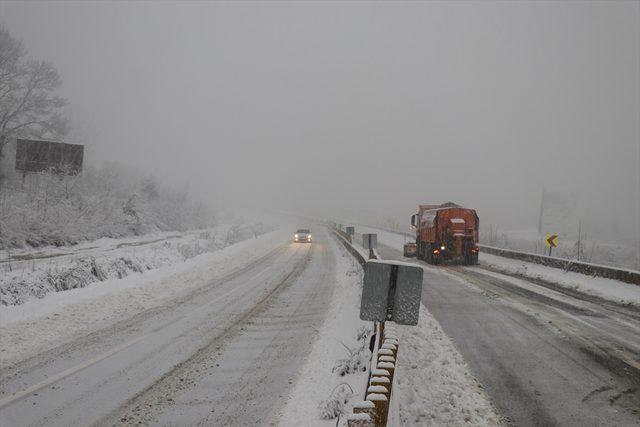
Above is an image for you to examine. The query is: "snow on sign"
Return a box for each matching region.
[360,260,423,325]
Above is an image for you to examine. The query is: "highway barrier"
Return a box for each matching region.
[334,229,363,265]
[335,227,354,244]
[478,245,640,286]
[332,226,398,427]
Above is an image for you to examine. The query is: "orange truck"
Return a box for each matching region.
[408,202,479,265]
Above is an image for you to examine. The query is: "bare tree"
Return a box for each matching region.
[0,25,68,178]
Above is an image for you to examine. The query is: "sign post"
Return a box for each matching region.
[545,233,558,256]
[363,233,377,259]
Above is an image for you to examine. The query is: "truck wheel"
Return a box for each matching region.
[464,243,478,265]
[463,242,473,265]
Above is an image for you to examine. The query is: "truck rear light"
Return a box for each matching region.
[440,245,445,251]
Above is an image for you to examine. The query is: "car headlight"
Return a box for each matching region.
[295,234,299,238]
[308,235,312,239]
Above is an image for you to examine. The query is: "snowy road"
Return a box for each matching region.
[374,242,640,426]
[0,230,335,426]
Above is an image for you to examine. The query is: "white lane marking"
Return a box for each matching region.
[0,334,149,410]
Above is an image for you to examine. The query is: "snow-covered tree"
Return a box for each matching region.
[0,25,68,178]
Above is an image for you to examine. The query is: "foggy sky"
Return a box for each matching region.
[1,1,639,240]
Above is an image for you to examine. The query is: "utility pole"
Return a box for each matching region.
[577,220,582,262]
[537,188,545,254]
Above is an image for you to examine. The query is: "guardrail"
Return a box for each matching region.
[478,245,640,286]
[335,228,354,245]
[351,225,640,287]
[334,230,364,265]
[332,228,398,427]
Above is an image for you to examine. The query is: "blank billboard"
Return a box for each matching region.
[15,139,84,175]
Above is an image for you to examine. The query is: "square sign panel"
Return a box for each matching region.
[362,233,377,250]
[391,264,423,325]
[360,260,423,326]
[15,139,84,175]
[346,226,355,236]
[360,261,391,322]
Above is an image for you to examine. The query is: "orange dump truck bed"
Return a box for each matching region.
[411,203,479,265]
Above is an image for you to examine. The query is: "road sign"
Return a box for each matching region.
[362,233,377,250]
[360,260,423,326]
[346,226,355,236]
[15,139,84,175]
[545,234,558,248]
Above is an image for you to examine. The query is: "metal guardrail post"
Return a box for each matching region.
[332,225,400,427]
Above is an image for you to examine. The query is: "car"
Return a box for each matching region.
[294,229,312,243]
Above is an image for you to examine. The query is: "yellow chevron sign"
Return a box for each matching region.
[545,234,558,248]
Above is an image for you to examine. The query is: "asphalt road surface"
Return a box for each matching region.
[376,242,640,426]
[0,230,335,426]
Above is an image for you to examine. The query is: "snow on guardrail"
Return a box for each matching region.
[478,245,640,286]
[332,226,399,427]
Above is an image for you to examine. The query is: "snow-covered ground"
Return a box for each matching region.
[357,225,640,307]
[395,305,502,426]
[478,253,640,307]
[279,235,370,426]
[0,228,287,365]
[0,222,272,306]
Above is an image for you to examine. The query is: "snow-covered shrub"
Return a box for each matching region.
[318,383,354,420]
[0,165,216,249]
[356,325,372,343]
[332,330,371,377]
[45,258,98,291]
[0,222,274,306]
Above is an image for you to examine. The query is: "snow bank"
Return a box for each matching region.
[395,304,501,426]
[0,228,287,365]
[0,223,272,306]
[479,252,640,306]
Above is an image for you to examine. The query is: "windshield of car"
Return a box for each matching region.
[296,229,310,234]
